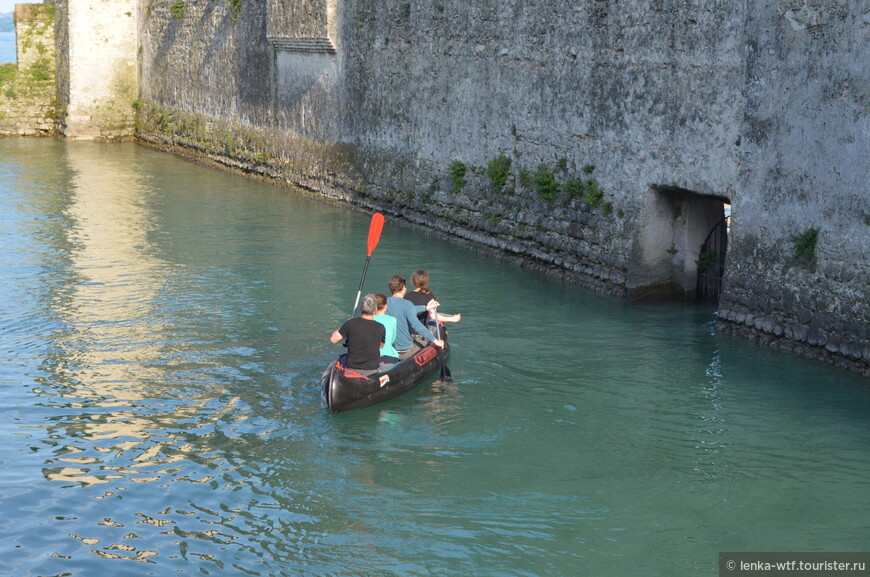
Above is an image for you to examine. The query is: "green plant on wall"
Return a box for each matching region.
[532,163,558,202]
[448,160,467,193]
[29,57,53,81]
[485,154,511,190]
[228,0,242,20]
[564,178,584,198]
[564,176,604,208]
[0,64,16,89]
[583,178,604,208]
[170,0,186,22]
[790,227,819,266]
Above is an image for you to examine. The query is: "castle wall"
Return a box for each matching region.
[138,0,744,288]
[0,3,55,137]
[717,0,869,374]
[133,0,867,374]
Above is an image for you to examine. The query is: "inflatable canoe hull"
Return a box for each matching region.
[320,340,450,413]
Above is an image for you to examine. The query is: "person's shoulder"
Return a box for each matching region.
[405,291,432,305]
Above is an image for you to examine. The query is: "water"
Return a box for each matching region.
[0,31,14,63]
[1,139,868,577]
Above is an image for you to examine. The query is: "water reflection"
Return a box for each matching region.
[1,140,869,577]
[0,144,311,573]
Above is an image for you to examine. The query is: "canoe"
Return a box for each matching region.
[320,337,450,413]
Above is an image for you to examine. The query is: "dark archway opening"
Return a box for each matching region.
[628,186,730,302]
[696,208,730,303]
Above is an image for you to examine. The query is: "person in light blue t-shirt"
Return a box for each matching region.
[373,293,399,370]
[386,275,443,359]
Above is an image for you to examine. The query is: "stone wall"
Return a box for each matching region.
[0,3,56,137]
[54,0,138,140]
[133,0,867,374]
[137,0,744,291]
[716,0,869,375]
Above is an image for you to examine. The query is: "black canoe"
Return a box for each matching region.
[320,338,450,413]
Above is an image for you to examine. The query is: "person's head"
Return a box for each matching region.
[374,293,388,314]
[360,294,377,316]
[389,275,406,295]
[410,269,431,294]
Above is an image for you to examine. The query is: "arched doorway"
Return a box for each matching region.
[627,186,730,301]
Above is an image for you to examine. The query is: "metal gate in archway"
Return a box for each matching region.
[696,216,729,302]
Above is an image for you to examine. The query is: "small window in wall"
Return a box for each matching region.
[0,7,15,63]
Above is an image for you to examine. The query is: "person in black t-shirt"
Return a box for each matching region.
[404,269,461,333]
[330,294,385,375]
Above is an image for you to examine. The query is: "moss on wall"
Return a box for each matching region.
[131,0,868,374]
[0,4,56,136]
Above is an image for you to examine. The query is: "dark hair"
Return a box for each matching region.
[389,275,406,294]
[374,293,388,310]
[410,269,432,294]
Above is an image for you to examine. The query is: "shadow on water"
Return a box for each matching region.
[1,140,868,577]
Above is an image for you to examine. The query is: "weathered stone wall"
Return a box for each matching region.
[133,0,868,374]
[55,0,137,140]
[716,0,869,375]
[138,0,744,291]
[0,4,56,137]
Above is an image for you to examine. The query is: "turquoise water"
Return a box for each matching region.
[1,139,868,576]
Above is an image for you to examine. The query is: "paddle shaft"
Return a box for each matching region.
[350,256,372,318]
[349,213,385,318]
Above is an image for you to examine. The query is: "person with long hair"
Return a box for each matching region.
[404,269,461,331]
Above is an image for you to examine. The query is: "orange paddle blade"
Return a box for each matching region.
[367,213,385,256]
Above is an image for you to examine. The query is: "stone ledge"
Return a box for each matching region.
[716,317,870,377]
